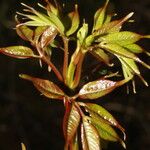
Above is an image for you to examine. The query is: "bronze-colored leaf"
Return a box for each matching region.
[19,74,65,99]
[40,26,58,48]
[81,118,100,150]
[79,79,117,99]
[66,104,81,143]
[0,46,36,59]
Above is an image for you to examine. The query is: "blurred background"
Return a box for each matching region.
[0,0,149,150]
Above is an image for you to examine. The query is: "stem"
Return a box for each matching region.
[62,36,69,83]
[36,45,63,82]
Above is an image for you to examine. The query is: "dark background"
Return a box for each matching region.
[0,0,150,150]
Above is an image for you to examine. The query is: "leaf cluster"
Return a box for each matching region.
[0,0,150,149]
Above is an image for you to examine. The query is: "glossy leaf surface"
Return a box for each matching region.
[99,31,144,45]
[66,104,80,143]
[40,26,58,48]
[85,103,125,134]
[0,46,35,59]
[79,79,117,99]
[90,113,126,148]
[19,74,65,99]
[81,119,100,150]
[94,12,134,36]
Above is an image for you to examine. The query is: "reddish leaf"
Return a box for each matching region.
[81,118,100,150]
[0,46,36,59]
[19,74,65,99]
[65,103,81,148]
[40,26,58,48]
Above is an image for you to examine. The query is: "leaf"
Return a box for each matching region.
[21,143,26,150]
[79,78,131,99]
[66,104,81,143]
[123,44,143,54]
[40,26,58,48]
[0,46,36,59]
[33,26,48,43]
[47,11,65,34]
[94,12,134,36]
[45,0,58,15]
[79,79,117,99]
[119,56,148,86]
[66,4,80,36]
[93,0,109,31]
[90,113,126,148]
[81,119,100,150]
[85,103,125,139]
[19,74,65,99]
[98,31,147,45]
[21,3,55,26]
[16,24,34,42]
[100,42,137,60]
[101,43,150,69]
[90,48,111,66]
[77,23,88,45]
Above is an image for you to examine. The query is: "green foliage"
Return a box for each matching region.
[0,0,150,149]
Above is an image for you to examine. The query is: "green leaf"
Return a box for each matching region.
[19,74,65,99]
[93,0,109,31]
[90,113,126,148]
[0,46,36,59]
[21,3,55,25]
[98,31,145,45]
[47,11,65,34]
[77,23,88,45]
[119,56,148,86]
[123,44,143,54]
[100,43,150,69]
[33,26,48,43]
[100,42,137,60]
[84,103,125,138]
[81,119,100,150]
[40,26,58,48]
[94,12,134,36]
[66,5,80,36]
[90,48,111,66]
[45,0,58,16]
[16,25,34,42]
